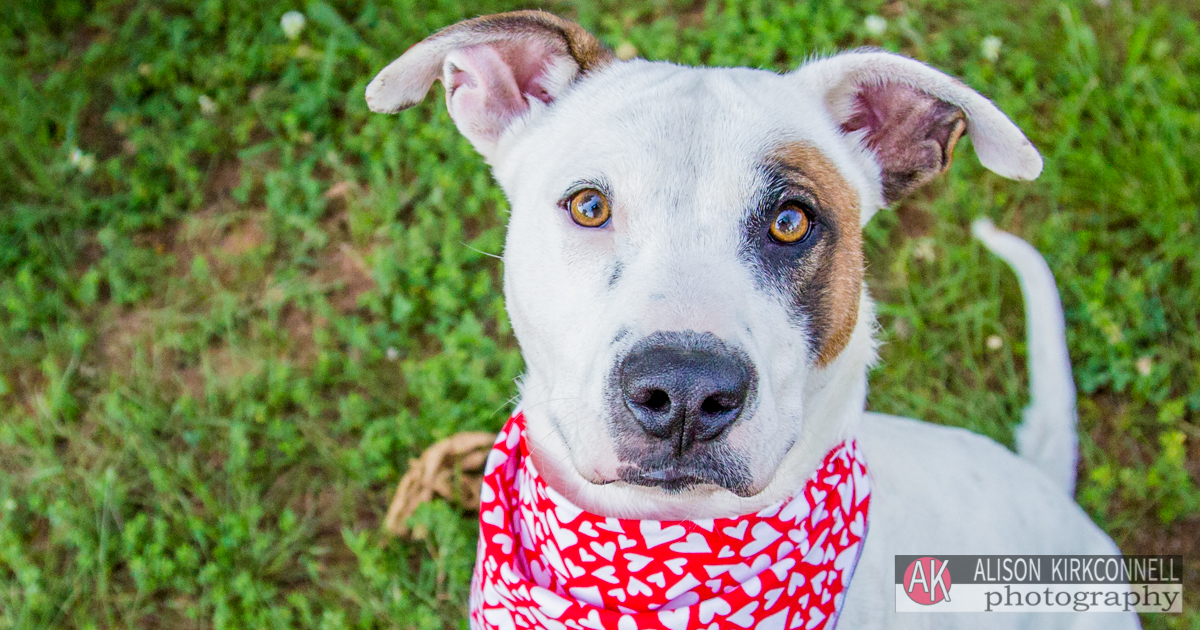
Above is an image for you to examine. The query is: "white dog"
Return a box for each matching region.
[366,11,1141,629]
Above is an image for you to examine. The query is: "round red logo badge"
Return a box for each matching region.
[903,557,953,605]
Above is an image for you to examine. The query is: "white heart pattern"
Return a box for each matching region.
[626,553,653,573]
[669,533,712,554]
[591,541,616,561]
[658,607,690,630]
[722,521,749,540]
[470,412,870,630]
[640,521,686,548]
[663,557,688,575]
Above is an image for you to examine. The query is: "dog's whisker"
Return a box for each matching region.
[461,241,503,260]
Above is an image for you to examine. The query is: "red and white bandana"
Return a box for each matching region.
[469,412,871,630]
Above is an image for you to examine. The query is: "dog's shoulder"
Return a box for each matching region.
[836,413,1140,630]
[853,412,1111,551]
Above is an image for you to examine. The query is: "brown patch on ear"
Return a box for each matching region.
[433,10,613,75]
[773,144,863,367]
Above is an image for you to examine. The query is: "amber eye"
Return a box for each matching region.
[568,188,611,228]
[769,203,812,243]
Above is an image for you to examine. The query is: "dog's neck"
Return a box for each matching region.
[525,292,878,521]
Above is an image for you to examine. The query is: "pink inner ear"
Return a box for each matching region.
[444,39,566,145]
[840,81,965,202]
[841,88,888,138]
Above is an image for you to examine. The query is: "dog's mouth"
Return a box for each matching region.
[617,464,756,496]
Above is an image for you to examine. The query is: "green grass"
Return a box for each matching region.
[0,0,1197,628]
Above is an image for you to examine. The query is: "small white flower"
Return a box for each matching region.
[198,94,217,116]
[986,335,1004,351]
[864,15,888,36]
[913,237,936,262]
[1136,356,1152,376]
[3,498,15,511]
[615,41,638,61]
[70,147,96,174]
[981,36,1003,62]
[281,11,306,40]
[386,347,400,362]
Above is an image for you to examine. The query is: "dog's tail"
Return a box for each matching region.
[971,218,1077,495]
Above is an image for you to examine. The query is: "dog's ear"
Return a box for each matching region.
[365,11,613,159]
[793,50,1042,208]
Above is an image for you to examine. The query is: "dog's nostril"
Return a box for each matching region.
[700,395,731,414]
[644,389,670,412]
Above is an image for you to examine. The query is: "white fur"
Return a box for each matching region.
[368,38,1137,629]
[973,218,1079,495]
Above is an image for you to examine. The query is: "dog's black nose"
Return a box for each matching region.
[619,332,752,453]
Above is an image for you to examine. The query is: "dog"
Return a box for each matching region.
[366,11,1141,629]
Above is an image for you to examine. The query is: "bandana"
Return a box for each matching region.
[469,412,870,630]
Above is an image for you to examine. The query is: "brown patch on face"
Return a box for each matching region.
[772,144,863,366]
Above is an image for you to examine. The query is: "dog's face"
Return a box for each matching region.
[367,11,1042,517]
[495,62,871,500]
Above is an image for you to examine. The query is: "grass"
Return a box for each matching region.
[0,0,1197,628]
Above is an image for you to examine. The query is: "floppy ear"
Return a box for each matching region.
[793,50,1042,209]
[365,11,613,159]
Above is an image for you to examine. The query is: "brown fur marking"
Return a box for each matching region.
[773,144,863,367]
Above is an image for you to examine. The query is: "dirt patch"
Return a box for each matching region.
[882,1,908,17]
[1120,515,1200,592]
[281,305,325,367]
[176,365,205,400]
[76,94,123,161]
[209,345,263,385]
[205,160,242,203]
[170,208,224,273]
[678,0,708,29]
[173,343,266,401]
[1082,391,1200,591]
[169,207,273,287]
[219,217,267,257]
[1081,392,1154,469]
[323,180,355,201]
[97,308,155,375]
[315,244,376,313]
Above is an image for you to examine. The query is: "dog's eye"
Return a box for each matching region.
[769,202,812,244]
[568,188,610,228]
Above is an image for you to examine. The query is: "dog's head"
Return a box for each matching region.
[368,11,1041,518]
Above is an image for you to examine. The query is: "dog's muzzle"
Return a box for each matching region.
[612,331,757,493]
